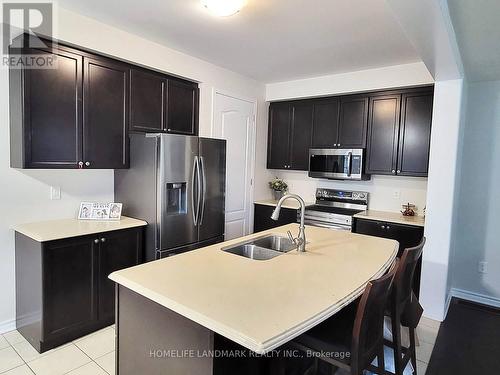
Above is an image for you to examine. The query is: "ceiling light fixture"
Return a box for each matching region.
[201,0,246,17]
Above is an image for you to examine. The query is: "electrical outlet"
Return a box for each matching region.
[392,190,401,200]
[478,261,488,274]
[50,186,61,200]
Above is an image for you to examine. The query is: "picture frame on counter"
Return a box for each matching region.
[78,202,123,221]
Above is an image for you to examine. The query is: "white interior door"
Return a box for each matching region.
[213,92,255,240]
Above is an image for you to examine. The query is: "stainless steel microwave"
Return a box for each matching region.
[308,148,370,180]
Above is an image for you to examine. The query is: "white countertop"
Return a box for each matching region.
[13,216,147,242]
[109,224,398,353]
[354,210,425,227]
[254,199,314,210]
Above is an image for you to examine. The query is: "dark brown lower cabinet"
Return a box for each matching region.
[15,227,143,353]
[253,203,297,233]
[98,229,143,323]
[352,218,424,297]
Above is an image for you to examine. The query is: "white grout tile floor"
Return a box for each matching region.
[0,317,440,374]
[0,326,115,375]
[415,316,441,374]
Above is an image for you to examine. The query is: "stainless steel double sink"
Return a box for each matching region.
[222,235,296,260]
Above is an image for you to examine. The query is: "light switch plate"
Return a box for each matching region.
[50,186,61,200]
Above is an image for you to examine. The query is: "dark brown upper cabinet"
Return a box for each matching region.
[366,94,401,175]
[9,41,129,169]
[366,88,433,177]
[9,46,83,169]
[310,96,368,149]
[166,79,199,135]
[267,103,291,170]
[338,95,369,148]
[289,101,314,170]
[397,91,433,176]
[10,34,199,169]
[83,57,130,169]
[311,98,340,148]
[129,69,165,132]
[267,101,313,170]
[129,71,199,136]
[266,86,433,176]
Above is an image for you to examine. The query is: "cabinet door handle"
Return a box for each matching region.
[101,238,106,243]
[78,161,84,169]
[381,225,386,229]
[85,161,91,167]
[397,170,401,174]
[392,169,396,174]
[386,225,390,230]
[94,239,100,244]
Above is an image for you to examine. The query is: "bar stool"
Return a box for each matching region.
[386,238,426,375]
[289,258,399,375]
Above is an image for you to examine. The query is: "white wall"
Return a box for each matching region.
[0,66,114,332]
[450,80,500,306]
[0,7,269,333]
[266,62,434,101]
[271,170,427,213]
[420,79,464,320]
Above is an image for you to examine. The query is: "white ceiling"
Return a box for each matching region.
[56,0,421,83]
[448,0,500,81]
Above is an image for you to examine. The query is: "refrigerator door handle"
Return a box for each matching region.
[196,155,203,225]
[192,156,199,226]
[199,156,207,225]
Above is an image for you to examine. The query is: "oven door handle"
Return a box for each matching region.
[346,151,352,177]
[303,220,351,231]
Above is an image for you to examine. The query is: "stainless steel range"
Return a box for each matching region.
[301,188,368,231]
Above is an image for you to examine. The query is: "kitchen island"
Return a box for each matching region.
[109,224,398,375]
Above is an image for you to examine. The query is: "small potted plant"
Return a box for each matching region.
[268,177,288,200]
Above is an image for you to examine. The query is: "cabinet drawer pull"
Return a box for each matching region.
[101,238,106,243]
[94,239,100,244]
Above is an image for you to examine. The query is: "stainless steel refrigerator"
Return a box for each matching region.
[115,133,226,261]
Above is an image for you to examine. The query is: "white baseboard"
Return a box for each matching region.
[444,291,453,319]
[450,288,500,309]
[0,318,16,335]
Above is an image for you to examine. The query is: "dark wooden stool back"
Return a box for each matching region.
[351,258,399,374]
[388,237,426,375]
[394,237,425,312]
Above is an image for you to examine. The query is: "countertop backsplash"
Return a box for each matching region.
[270,171,428,215]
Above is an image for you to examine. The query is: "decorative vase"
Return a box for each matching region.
[273,190,285,200]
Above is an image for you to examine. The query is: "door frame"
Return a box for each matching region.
[211,88,258,236]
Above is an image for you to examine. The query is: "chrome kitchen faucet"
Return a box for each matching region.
[271,194,306,252]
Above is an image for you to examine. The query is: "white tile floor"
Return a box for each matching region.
[415,316,441,374]
[0,326,115,375]
[0,318,440,375]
